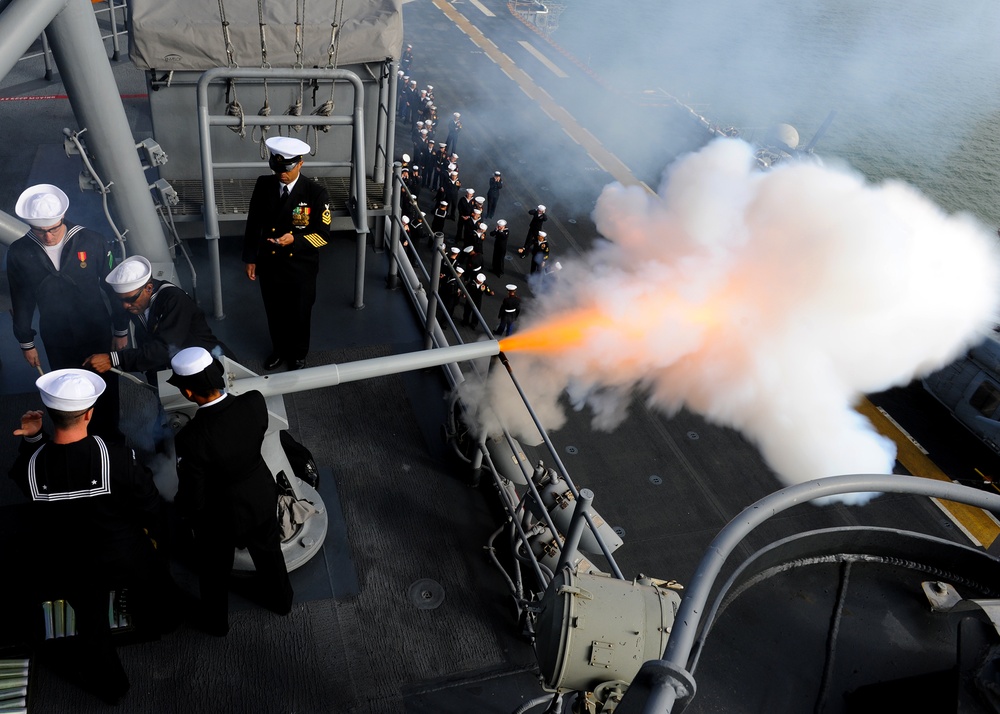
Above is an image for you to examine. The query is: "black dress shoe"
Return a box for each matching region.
[289,359,306,370]
[264,354,283,370]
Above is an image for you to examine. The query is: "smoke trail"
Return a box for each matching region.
[479,138,1000,503]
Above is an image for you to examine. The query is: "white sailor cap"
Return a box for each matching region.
[440,201,449,207]
[463,245,474,253]
[456,266,465,274]
[36,368,105,412]
[497,219,507,226]
[450,153,459,161]
[476,273,486,283]
[167,346,225,391]
[449,171,458,178]
[416,121,424,126]
[426,85,433,91]
[537,205,546,212]
[506,284,518,291]
[409,80,417,86]
[15,184,69,228]
[401,215,410,224]
[474,196,485,204]
[420,130,429,136]
[537,231,547,239]
[265,136,310,160]
[472,207,482,215]
[169,346,213,377]
[401,153,410,163]
[465,188,475,195]
[438,142,447,148]
[494,171,501,176]
[453,112,461,118]
[478,223,487,231]
[106,255,152,294]
[397,70,404,76]
[447,163,457,171]
[450,247,460,254]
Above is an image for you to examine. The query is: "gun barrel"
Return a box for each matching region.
[230,340,501,398]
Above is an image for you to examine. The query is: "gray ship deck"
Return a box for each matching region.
[2,1,1000,713]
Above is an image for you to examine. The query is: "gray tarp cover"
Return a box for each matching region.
[129,0,403,71]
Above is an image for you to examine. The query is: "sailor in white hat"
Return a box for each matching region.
[167,346,293,636]
[11,365,177,698]
[446,111,462,154]
[529,231,551,274]
[461,271,495,327]
[35,368,107,414]
[494,284,522,337]
[490,218,510,275]
[8,183,129,435]
[524,203,549,253]
[455,188,477,241]
[432,199,449,233]
[167,345,226,395]
[442,265,465,318]
[486,170,503,219]
[243,134,332,371]
[85,255,228,380]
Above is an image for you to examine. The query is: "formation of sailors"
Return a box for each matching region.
[395,49,563,336]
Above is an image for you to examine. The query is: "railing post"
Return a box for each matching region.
[424,233,445,350]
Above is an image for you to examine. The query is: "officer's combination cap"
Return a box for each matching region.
[265,136,310,160]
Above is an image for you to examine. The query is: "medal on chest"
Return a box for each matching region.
[77,251,87,268]
[292,203,310,228]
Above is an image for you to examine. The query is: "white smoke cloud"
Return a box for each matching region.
[485,138,1000,504]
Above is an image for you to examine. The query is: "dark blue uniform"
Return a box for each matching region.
[174,390,292,634]
[242,174,332,362]
[7,224,126,434]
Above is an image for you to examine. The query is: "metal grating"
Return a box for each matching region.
[168,177,387,220]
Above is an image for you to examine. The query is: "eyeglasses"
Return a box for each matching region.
[119,286,147,304]
[35,222,64,236]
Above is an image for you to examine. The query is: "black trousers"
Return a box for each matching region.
[194,515,293,632]
[258,270,317,361]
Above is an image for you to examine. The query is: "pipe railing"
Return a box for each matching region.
[615,474,1000,714]
[380,170,627,586]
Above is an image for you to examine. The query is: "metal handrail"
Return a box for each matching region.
[384,171,626,592]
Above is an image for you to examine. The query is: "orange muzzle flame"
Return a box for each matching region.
[499,308,616,354]
[498,299,721,355]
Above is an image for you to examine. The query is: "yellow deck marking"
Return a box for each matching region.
[858,398,1000,548]
[432,0,641,186]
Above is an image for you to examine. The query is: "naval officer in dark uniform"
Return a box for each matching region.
[169,347,293,636]
[9,369,174,703]
[242,136,332,371]
[9,184,127,436]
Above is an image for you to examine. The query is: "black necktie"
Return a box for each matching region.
[281,185,289,202]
